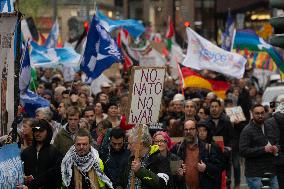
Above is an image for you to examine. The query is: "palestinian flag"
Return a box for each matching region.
[117,29,139,72]
[182,67,230,99]
[165,16,174,51]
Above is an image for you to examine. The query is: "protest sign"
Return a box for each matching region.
[127,67,166,124]
[0,143,24,189]
[225,106,246,122]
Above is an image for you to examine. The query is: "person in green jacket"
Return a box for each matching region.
[54,106,81,156]
[116,125,171,189]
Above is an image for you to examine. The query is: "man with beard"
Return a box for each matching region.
[18,120,62,189]
[171,120,223,189]
[61,128,113,189]
[99,127,130,188]
[239,104,279,189]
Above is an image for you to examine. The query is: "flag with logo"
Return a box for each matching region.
[80,15,122,79]
[182,27,247,79]
[45,20,59,48]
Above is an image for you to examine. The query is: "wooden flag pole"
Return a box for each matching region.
[130,124,143,189]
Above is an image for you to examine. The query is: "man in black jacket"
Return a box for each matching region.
[19,119,62,189]
[265,102,284,189]
[208,99,235,188]
[239,104,279,189]
[117,125,171,189]
[99,127,130,188]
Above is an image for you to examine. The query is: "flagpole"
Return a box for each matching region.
[14,12,22,118]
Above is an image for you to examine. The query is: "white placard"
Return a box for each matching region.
[127,67,166,124]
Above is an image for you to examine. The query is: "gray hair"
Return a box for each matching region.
[127,125,152,147]
[184,100,197,110]
[35,107,53,121]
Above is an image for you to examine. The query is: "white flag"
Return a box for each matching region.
[182,27,247,79]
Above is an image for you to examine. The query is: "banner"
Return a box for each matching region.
[0,143,24,189]
[0,13,17,135]
[182,27,247,79]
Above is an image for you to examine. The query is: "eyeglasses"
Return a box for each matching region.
[184,128,196,132]
[154,140,167,144]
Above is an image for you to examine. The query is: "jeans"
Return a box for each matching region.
[246,176,279,189]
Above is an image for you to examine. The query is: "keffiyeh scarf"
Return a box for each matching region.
[61,145,113,189]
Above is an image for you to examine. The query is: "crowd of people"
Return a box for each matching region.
[0,66,283,189]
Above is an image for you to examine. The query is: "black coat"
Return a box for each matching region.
[239,120,279,177]
[171,140,224,189]
[99,145,130,188]
[21,144,62,189]
[207,114,235,147]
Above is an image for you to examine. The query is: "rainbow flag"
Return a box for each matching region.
[236,49,279,72]
[182,68,230,99]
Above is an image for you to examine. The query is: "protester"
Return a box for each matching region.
[94,102,108,125]
[18,119,62,189]
[239,104,279,189]
[99,127,130,188]
[20,118,36,150]
[53,106,81,155]
[61,128,113,189]
[106,102,120,128]
[117,125,171,189]
[171,120,223,189]
[265,102,284,189]
[207,99,235,188]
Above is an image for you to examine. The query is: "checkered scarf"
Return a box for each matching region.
[61,145,113,189]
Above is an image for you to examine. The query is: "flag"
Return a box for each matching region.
[233,30,284,73]
[169,43,185,80]
[80,15,122,79]
[165,16,175,51]
[20,90,50,117]
[30,41,80,68]
[182,27,247,79]
[0,0,14,12]
[21,17,39,42]
[0,143,24,189]
[97,10,145,39]
[165,16,174,39]
[221,15,235,51]
[19,41,31,92]
[236,49,279,72]
[18,42,50,117]
[117,28,139,71]
[45,20,59,48]
[182,67,230,99]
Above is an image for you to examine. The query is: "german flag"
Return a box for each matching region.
[182,67,230,99]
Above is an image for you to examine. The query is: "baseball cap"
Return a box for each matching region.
[32,120,51,132]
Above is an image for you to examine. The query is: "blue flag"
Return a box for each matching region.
[19,42,50,117]
[97,10,145,39]
[80,15,122,79]
[30,41,80,68]
[221,15,235,51]
[0,0,14,12]
[45,20,59,48]
[0,143,24,189]
[19,41,31,92]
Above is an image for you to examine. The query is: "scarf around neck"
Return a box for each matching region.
[61,145,113,189]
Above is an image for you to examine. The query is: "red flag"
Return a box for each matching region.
[165,16,174,39]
